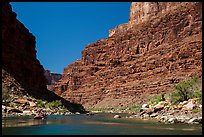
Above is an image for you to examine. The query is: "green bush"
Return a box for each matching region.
[192,107,200,113]
[47,100,63,108]
[148,94,165,105]
[127,105,141,112]
[170,75,201,104]
[36,99,65,109]
[192,90,202,104]
[169,91,181,104]
[36,100,47,107]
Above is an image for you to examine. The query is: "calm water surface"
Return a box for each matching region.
[2,113,202,135]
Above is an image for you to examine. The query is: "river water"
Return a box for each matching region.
[2,113,202,135]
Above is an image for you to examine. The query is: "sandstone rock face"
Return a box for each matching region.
[2,1,47,91]
[128,2,190,29]
[44,70,62,85]
[52,2,202,109]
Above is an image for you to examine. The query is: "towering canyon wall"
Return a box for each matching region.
[52,2,202,109]
[2,1,47,93]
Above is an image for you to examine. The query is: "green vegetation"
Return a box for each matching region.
[2,86,12,105]
[169,75,202,104]
[148,94,165,105]
[36,100,47,107]
[36,99,65,110]
[127,105,141,112]
[192,107,200,113]
[46,100,65,109]
[191,90,202,104]
[146,75,202,107]
[88,76,202,113]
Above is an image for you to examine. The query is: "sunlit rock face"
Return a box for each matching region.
[128,2,190,29]
[52,2,202,109]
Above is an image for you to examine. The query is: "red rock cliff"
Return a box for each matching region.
[52,2,202,109]
[2,1,47,91]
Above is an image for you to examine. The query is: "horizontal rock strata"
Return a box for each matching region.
[52,2,202,109]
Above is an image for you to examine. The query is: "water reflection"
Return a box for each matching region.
[2,114,202,135]
[2,119,47,127]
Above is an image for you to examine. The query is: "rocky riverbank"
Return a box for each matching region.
[2,94,76,118]
[2,95,202,125]
[90,97,202,125]
[125,98,202,125]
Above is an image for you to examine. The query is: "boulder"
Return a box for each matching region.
[188,117,202,124]
[114,115,121,118]
[14,99,29,105]
[29,101,36,107]
[183,101,196,110]
[144,108,154,115]
[142,104,149,109]
[23,110,32,115]
[86,112,94,116]
[159,116,168,122]
[8,108,23,113]
[153,104,164,113]
[150,113,158,118]
[168,117,178,124]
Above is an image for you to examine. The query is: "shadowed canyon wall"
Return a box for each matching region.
[2,1,47,92]
[2,1,86,113]
[51,2,202,109]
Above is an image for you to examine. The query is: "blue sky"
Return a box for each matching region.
[10,2,131,74]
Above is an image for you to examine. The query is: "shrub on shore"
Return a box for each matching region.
[36,99,65,110]
[170,75,202,104]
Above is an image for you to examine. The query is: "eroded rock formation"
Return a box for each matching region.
[44,70,62,85]
[52,2,202,109]
[44,70,62,91]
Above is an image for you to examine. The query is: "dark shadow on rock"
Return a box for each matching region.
[24,85,88,114]
[3,68,87,114]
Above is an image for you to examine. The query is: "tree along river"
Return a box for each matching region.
[2,113,202,135]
